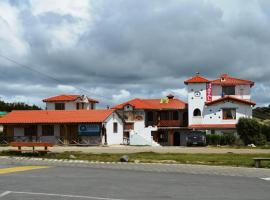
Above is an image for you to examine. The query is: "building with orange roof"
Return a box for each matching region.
[185,73,255,135]
[0,109,123,145]
[43,94,99,110]
[112,94,188,146]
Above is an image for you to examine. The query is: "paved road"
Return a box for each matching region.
[0,163,269,200]
[1,146,270,154]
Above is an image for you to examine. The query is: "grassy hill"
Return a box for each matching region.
[253,106,270,120]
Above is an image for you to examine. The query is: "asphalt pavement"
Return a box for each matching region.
[0,162,269,200]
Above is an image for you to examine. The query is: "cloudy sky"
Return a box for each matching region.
[0,0,270,108]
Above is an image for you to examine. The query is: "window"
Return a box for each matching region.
[160,111,169,120]
[113,122,118,133]
[223,108,236,120]
[173,111,179,120]
[76,103,80,110]
[147,111,153,121]
[55,103,65,110]
[24,125,37,137]
[222,86,235,96]
[193,108,201,117]
[91,103,94,110]
[82,103,85,109]
[42,125,54,136]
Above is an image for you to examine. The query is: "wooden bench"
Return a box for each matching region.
[10,142,53,153]
[253,157,270,168]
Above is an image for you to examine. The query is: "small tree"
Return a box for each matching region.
[236,118,266,145]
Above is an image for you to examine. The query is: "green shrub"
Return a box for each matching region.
[261,125,270,141]
[236,118,267,145]
[206,134,236,145]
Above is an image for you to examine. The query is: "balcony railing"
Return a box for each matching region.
[157,120,182,127]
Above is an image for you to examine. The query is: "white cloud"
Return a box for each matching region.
[0,2,29,57]
[29,0,91,20]
[29,0,92,50]
[112,89,131,102]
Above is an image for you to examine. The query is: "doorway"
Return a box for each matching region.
[173,132,180,146]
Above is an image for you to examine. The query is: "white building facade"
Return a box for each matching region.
[43,94,98,110]
[185,74,255,134]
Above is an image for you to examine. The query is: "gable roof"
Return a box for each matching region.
[112,98,187,110]
[0,109,114,124]
[43,95,99,103]
[184,75,210,84]
[205,96,256,106]
[211,74,254,87]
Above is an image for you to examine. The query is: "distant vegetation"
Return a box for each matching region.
[253,105,270,121]
[0,100,41,112]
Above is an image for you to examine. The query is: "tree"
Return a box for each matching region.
[0,100,41,112]
[236,118,266,145]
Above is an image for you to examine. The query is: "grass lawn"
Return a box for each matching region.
[1,151,270,168]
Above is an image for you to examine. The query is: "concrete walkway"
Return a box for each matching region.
[1,145,270,154]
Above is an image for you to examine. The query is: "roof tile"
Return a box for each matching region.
[0,109,114,124]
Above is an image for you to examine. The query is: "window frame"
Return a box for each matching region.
[42,125,54,136]
[193,108,202,117]
[222,108,236,120]
[55,103,65,110]
[113,122,118,133]
[222,86,235,96]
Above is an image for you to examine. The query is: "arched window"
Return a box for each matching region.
[193,108,201,117]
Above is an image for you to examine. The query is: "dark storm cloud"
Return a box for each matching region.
[0,0,270,107]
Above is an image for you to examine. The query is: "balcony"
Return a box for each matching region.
[157,120,182,127]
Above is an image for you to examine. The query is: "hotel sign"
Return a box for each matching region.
[78,124,100,136]
[206,83,212,102]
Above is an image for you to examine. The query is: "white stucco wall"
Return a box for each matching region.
[187,83,207,126]
[46,102,91,110]
[105,113,123,145]
[203,102,252,125]
[187,83,253,127]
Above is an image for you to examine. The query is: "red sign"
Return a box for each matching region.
[206,83,212,102]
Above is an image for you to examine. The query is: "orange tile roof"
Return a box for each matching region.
[211,74,254,86]
[43,95,99,103]
[184,75,210,84]
[189,124,236,129]
[112,98,187,110]
[0,109,114,124]
[205,96,256,106]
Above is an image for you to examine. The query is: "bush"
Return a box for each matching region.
[261,125,270,141]
[206,134,236,146]
[236,118,267,145]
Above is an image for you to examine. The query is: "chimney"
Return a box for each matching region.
[167,94,174,99]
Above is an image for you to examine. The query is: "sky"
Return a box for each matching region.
[0,0,270,108]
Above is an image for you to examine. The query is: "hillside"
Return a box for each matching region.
[253,106,270,120]
[0,100,41,112]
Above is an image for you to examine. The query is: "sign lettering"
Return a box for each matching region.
[206,83,212,102]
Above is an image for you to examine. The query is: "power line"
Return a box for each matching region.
[0,54,108,100]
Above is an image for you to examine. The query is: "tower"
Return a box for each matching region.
[184,73,210,126]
